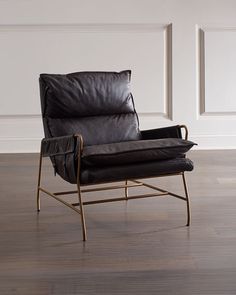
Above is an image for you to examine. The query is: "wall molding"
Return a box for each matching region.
[197,25,236,118]
[0,22,172,120]
[0,114,41,119]
[0,22,172,152]
[0,23,168,33]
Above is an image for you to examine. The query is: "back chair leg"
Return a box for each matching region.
[182,172,191,226]
[125,180,128,200]
[77,182,87,241]
[36,146,43,212]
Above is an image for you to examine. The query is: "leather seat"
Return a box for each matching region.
[81,157,193,185]
[81,138,195,167]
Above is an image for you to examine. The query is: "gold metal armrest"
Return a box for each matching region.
[179,125,188,140]
[74,133,84,154]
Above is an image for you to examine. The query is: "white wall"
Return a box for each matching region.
[0,0,236,152]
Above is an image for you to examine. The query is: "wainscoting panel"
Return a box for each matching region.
[198,26,236,116]
[0,0,236,151]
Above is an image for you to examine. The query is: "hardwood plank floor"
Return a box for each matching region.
[1,151,236,294]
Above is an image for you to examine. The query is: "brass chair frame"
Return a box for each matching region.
[36,125,191,241]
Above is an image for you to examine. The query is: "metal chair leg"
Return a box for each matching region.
[77,182,87,241]
[125,180,128,200]
[182,172,191,226]
[36,145,43,212]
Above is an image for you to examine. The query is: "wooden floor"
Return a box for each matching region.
[1,150,236,294]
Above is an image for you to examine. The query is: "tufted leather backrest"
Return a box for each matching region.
[39,71,140,146]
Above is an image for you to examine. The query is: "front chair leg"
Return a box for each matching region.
[182,172,191,226]
[77,182,87,241]
[75,134,87,241]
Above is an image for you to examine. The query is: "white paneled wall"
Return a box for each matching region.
[0,0,236,152]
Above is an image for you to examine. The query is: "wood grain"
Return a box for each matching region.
[1,151,236,294]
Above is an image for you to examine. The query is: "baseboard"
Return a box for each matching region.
[189,135,236,150]
[0,137,41,153]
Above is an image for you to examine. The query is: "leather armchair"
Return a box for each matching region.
[37,70,195,241]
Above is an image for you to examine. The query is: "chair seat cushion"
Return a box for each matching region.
[80,157,194,185]
[82,138,196,167]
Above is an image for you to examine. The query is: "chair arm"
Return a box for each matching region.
[40,134,83,184]
[41,134,83,158]
[140,125,188,140]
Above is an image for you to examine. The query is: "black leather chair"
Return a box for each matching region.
[37,70,195,241]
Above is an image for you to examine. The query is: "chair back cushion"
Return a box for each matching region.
[39,70,140,145]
